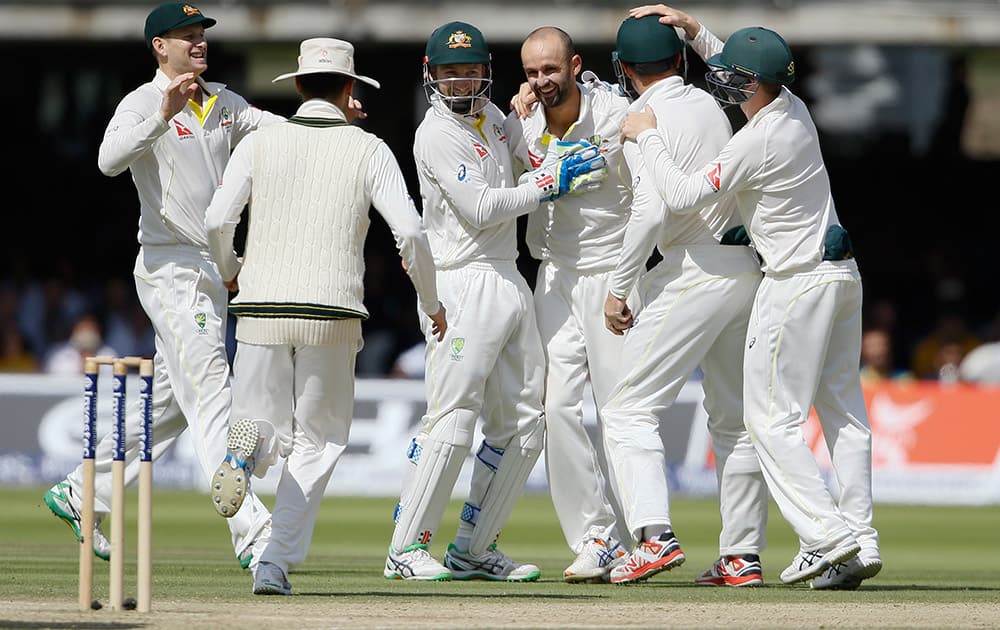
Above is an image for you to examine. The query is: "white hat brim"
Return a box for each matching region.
[272,70,380,89]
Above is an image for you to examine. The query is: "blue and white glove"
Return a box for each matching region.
[529,139,607,202]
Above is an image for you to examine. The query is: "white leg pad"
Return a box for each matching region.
[390,411,473,552]
[468,419,545,555]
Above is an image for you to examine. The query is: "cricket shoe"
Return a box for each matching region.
[695,554,764,587]
[253,561,291,595]
[384,544,452,581]
[212,418,259,518]
[563,537,627,583]
[780,538,860,584]
[444,544,541,582]
[610,532,686,584]
[810,553,883,590]
[43,481,111,561]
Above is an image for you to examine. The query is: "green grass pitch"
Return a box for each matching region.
[4,486,999,614]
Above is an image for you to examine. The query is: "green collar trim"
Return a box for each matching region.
[287,116,348,128]
[229,302,368,320]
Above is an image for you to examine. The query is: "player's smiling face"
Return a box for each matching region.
[521,39,580,109]
[431,63,485,97]
[155,24,209,77]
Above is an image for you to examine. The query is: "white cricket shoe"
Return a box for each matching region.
[43,481,111,561]
[253,561,291,595]
[780,538,861,584]
[212,418,260,518]
[811,553,883,590]
[444,544,541,582]
[563,537,627,583]
[384,544,452,581]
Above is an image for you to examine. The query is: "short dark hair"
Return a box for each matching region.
[297,73,352,100]
[627,55,679,78]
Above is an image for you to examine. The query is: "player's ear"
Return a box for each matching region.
[571,54,583,77]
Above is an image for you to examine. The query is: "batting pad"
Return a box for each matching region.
[467,421,544,555]
[390,411,475,552]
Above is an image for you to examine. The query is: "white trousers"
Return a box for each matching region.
[534,261,630,553]
[67,245,271,559]
[602,245,768,553]
[392,261,545,551]
[744,259,878,554]
[231,341,357,574]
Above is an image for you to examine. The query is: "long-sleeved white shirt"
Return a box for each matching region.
[636,27,843,275]
[414,102,541,267]
[505,82,632,272]
[611,76,741,298]
[98,69,284,248]
[206,99,439,317]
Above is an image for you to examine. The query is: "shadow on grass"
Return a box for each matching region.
[296,590,603,599]
[0,622,143,629]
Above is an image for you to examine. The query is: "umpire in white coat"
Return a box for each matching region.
[206,38,445,595]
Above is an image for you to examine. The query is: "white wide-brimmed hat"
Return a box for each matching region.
[272,38,381,88]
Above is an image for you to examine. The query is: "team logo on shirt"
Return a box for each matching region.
[220,107,233,129]
[450,337,465,361]
[457,164,467,181]
[706,163,722,192]
[471,142,488,158]
[492,124,507,143]
[173,120,194,138]
[527,149,544,169]
[194,312,208,335]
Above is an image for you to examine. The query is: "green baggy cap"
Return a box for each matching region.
[615,15,684,64]
[424,21,490,66]
[144,2,216,48]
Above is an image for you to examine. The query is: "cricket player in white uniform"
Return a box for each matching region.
[624,4,881,588]
[44,2,277,569]
[206,38,446,595]
[599,15,768,586]
[505,26,634,583]
[383,21,607,582]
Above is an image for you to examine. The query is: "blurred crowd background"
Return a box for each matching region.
[2,1,999,385]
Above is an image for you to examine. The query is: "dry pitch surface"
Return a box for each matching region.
[3,599,1000,629]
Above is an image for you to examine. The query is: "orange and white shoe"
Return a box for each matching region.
[695,554,764,587]
[609,532,686,584]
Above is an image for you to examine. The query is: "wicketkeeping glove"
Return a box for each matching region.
[529,140,607,202]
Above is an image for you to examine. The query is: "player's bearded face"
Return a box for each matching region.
[522,48,580,109]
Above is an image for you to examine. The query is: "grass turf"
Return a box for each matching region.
[5,486,1000,605]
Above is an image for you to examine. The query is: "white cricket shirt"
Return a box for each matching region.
[98,69,283,248]
[414,103,540,267]
[637,28,843,274]
[612,76,741,298]
[505,82,633,272]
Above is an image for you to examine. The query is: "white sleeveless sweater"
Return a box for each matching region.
[230,117,380,346]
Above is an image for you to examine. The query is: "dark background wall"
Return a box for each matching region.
[3,38,996,377]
